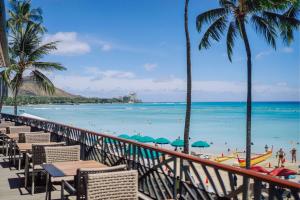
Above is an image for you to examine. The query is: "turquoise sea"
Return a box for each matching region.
[2,102,299,157]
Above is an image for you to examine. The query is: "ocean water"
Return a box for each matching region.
[2,102,299,157]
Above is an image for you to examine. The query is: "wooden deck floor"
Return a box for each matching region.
[0,156,61,200]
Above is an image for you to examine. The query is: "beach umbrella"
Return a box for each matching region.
[269,168,297,177]
[126,146,161,159]
[171,139,184,147]
[155,137,170,145]
[138,136,155,143]
[250,166,269,174]
[130,134,143,141]
[191,141,210,148]
[104,138,116,144]
[118,134,130,139]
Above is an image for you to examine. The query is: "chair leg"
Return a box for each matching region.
[31,169,35,195]
[45,173,49,200]
[18,152,21,170]
[24,157,28,188]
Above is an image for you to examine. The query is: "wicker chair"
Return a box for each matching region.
[18,131,45,143]
[86,170,138,200]
[24,132,50,143]
[6,126,31,134]
[61,164,127,200]
[0,122,14,153]
[25,142,65,194]
[44,145,81,163]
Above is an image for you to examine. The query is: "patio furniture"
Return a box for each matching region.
[6,125,31,134]
[24,142,65,194]
[85,170,138,200]
[42,159,106,200]
[61,164,127,200]
[13,132,51,170]
[24,132,50,143]
[19,131,45,143]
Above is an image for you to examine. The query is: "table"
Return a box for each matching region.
[43,160,107,200]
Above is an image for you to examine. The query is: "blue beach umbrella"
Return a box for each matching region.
[118,134,131,139]
[155,137,170,145]
[130,134,142,141]
[171,139,184,147]
[138,136,155,143]
[192,141,210,148]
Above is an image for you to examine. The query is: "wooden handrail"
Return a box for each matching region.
[2,113,300,190]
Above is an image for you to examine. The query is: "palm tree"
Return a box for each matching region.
[196,0,299,197]
[5,22,65,115]
[7,0,45,32]
[183,0,192,154]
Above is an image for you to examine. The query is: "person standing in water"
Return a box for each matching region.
[291,148,296,163]
[264,144,269,152]
[277,148,285,167]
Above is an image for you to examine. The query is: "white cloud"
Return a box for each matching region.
[85,67,135,80]
[255,50,272,60]
[101,44,113,51]
[281,47,293,53]
[51,72,299,101]
[43,32,90,55]
[143,63,157,71]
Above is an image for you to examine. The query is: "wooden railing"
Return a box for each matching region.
[1,113,299,200]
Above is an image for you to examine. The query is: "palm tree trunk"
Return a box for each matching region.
[0,94,4,112]
[239,19,252,200]
[13,89,18,115]
[183,0,192,154]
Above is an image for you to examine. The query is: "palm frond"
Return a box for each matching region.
[32,61,66,71]
[251,15,277,49]
[196,8,227,32]
[199,16,228,50]
[226,21,238,62]
[29,41,58,61]
[30,70,55,95]
[219,0,236,9]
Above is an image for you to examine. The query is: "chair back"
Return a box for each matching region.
[6,126,31,134]
[32,142,65,165]
[76,165,127,199]
[86,170,138,200]
[0,121,15,128]
[44,145,80,163]
[19,131,45,143]
[24,133,50,143]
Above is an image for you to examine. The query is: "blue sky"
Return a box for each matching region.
[7,0,300,101]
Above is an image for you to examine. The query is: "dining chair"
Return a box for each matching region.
[18,131,45,143]
[44,145,81,163]
[25,142,65,194]
[44,145,81,198]
[24,132,51,143]
[61,164,127,200]
[6,126,31,134]
[85,170,138,200]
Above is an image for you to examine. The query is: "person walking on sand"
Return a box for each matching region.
[291,148,296,163]
[277,148,285,167]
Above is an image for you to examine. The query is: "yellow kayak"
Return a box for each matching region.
[215,153,236,162]
[238,150,272,167]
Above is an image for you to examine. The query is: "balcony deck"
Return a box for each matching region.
[0,156,60,200]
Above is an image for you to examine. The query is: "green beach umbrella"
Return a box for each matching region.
[138,136,155,143]
[127,146,161,158]
[130,134,143,141]
[171,139,184,147]
[155,137,170,145]
[118,134,131,139]
[192,141,210,148]
[104,138,116,144]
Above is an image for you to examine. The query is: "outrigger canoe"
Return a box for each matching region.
[237,150,272,167]
[215,153,236,163]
